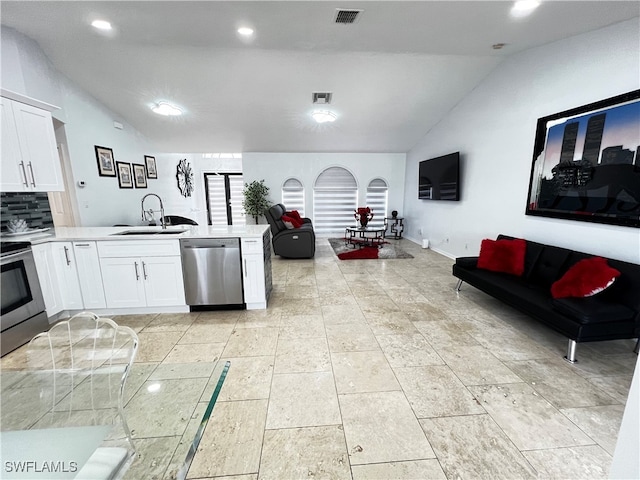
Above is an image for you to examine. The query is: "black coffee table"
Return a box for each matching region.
[344,226,386,248]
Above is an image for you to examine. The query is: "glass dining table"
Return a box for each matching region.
[0,360,230,480]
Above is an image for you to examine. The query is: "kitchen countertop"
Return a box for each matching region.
[1,225,270,244]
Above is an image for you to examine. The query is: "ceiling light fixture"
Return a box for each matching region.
[312,110,337,124]
[151,101,183,116]
[237,27,254,36]
[510,0,541,18]
[91,19,112,31]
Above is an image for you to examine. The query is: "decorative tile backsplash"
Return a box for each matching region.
[1,192,54,232]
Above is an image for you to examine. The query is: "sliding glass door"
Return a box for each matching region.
[205,173,245,225]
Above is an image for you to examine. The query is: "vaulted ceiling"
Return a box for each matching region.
[2,1,638,153]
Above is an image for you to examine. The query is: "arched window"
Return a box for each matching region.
[366,178,388,229]
[313,167,357,235]
[281,178,305,216]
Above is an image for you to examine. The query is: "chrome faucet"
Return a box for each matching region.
[141,193,166,229]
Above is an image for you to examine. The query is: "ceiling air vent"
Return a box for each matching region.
[312,92,332,104]
[334,9,362,24]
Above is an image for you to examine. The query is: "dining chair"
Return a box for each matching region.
[26,311,139,479]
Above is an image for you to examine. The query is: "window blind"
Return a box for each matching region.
[366,178,389,229]
[282,178,305,216]
[313,167,358,235]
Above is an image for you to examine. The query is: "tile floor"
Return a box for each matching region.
[1,238,637,479]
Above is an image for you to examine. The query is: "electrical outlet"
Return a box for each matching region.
[465,243,468,250]
[445,237,449,243]
[418,228,422,235]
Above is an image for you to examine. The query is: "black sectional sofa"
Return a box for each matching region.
[265,204,316,259]
[453,234,640,362]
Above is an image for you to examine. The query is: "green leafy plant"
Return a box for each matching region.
[242,180,271,223]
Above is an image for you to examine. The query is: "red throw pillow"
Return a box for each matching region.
[286,210,302,222]
[477,238,526,276]
[281,214,302,229]
[551,257,620,299]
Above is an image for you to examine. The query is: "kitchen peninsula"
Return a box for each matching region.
[17,225,272,321]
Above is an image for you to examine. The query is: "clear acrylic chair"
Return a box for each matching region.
[26,311,139,479]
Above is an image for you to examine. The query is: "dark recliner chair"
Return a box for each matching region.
[264,204,315,259]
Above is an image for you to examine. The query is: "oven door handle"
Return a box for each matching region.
[0,250,31,262]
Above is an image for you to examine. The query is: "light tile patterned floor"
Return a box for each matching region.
[1,238,636,479]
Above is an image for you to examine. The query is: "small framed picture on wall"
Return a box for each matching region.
[133,164,148,188]
[95,145,116,177]
[116,162,133,188]
[145,155,157,179]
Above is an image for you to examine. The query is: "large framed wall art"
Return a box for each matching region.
[525,90,640,228]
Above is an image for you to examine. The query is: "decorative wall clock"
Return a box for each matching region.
[176,158,194,197]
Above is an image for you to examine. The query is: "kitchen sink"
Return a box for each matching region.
[111,229,188,236]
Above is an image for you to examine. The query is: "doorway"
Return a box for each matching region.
[204,173,245,225]
[48,121,78,227]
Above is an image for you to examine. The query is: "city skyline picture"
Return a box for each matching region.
[526,90,640,228]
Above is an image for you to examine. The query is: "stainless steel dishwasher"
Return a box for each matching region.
[180,238,243,307]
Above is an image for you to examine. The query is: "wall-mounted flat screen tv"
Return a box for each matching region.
[418,152,460,201]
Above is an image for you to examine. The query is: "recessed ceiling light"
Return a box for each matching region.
[237,27,254,36]
[511,0,541,18]
[311,110,337,124]
[151,101,183,116]
[91,19,112,31]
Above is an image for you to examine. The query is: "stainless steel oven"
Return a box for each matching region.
[1,241,49,356]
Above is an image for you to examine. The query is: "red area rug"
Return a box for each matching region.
[337,246,379,260]
[329,238,414,260]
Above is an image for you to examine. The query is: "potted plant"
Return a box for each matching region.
[242,180,271,223]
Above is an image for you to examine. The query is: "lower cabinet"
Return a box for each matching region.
[72,242,106,309]
[97,241,185,309]
[32,243,63,318]
[52,242,84,311]
[242,253,265,305]
[241,232,272,309]
[32,242,83,318]
[99,258,147,308]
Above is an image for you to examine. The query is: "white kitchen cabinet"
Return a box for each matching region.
[72,242,106,309]
[51,242,84,311]
[0,97,25,191]
[100,257,147,308]
[242,252,265,305]
[241,232,272,309]
[32,243,63,318]
[0,94,63,192]
[32,242,83,318]
[97,240,185,309]
[142,256,186,306]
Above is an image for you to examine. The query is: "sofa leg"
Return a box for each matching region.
[634,338,639,355]
[564,339,578,364]
[455,279,463,292]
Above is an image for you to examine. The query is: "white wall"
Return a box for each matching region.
[403,18,640,263]
[243,152,406,227]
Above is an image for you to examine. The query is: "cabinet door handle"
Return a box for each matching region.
[244,258,247,277]
[63,246,71,266]
[26,162,36,187]
[142,261,148,280]
[134,261,140,280]
[18,162,29,187]
[75,243,91,247]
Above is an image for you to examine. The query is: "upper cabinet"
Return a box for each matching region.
[1,91,63,192]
